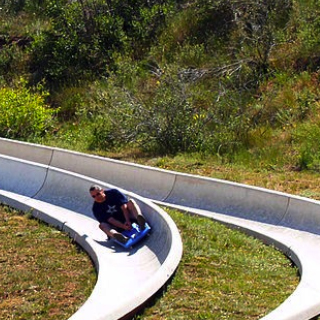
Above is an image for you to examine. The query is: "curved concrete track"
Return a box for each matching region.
[0,145,183,320]
[1,138,320,319]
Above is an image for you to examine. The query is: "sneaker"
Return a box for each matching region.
[137,215,146,230]
[113,232,129,244]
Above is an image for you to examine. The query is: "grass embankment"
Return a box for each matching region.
[140,209,298,320]
[0,205,96,320]
[141,155,320,200]
[0,199,299,319]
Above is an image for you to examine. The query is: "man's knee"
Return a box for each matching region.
[127,199,143,218]
[127,199,137,209]
[99,222,111,231]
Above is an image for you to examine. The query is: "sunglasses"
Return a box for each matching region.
[91,191,102,198]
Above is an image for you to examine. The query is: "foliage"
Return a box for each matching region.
[0,79,56,140]
[290,0,320,59]
[110,0,176,57]
[0,0,26,14]
[27,0,176,87]
[87,69,214,154]
[3,0,320,170]
[294,119,320,171]
[0,44,29,84]
[30,0,127,86]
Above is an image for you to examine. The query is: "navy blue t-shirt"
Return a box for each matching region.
[92,189,128,224]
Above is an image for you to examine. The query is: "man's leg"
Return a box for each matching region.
[99,222,128,243]
[127,199,146,229]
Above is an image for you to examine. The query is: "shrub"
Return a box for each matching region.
[88,70,212,155]
[30,0,127,87]
[0,79,56,139]
[88,115,124,150]
[0,44,28,84]
[294,121,320,171]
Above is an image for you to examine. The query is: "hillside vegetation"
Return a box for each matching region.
[0,2,317,318]
[1,0,320,173]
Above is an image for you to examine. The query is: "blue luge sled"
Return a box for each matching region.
[114,222,151,248]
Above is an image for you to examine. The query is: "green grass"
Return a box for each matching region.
[0,201,299,320]
[0,204,96,320]
[138,208,299,320]
[0,150,305,320]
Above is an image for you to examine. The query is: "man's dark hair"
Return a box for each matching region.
[89,184,102,192]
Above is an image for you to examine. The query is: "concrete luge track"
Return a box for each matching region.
[0,141,183,320]
[1,138,320,319]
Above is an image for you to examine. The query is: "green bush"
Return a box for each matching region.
[88,115,125,151]
[0,45,28,84]
[0,79,56,139]
[87,64,258,156]
[292,0,320,57]
[30,0,127,86]
[87,71,211,155]
[294,121,320,171]
[138,83,205,154]
[29,0,175,88]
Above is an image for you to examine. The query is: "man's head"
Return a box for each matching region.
[89,185,106,203]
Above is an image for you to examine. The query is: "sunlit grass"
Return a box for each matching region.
[0,198,300,320]
[139,208,299,320]
[0,204,96,320]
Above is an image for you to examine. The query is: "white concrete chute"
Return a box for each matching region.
[51,148,177,202]
[0,138,177,202]
[0,154,48,198]
[0,151,183,320]
[0,137,53,165]
[164,172,290,225]
[35,165,177,265]
[3,138,320,319]
[282,196,320,234]
[33,166,95,216]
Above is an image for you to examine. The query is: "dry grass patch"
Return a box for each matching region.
[0,204,96,320]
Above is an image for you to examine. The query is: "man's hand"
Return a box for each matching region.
[108,217,131,230]
[123,220,132,230]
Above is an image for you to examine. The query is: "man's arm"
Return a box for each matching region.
[107,217,129,230]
